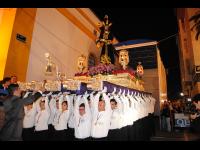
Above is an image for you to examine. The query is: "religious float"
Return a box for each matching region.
[67,15,145,92]
[18,15,145,94]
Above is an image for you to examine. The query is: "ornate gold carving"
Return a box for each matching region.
[119,50,129,70]
[77,55,87,73]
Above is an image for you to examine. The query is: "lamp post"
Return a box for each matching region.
[180,92,184,97]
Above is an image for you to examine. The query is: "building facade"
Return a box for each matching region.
[176,8,200,97]
[0,8,102,81]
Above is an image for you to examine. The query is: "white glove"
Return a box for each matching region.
[84,91,88,95]
[122,90,126,96]
[46,92,53,96]
[58,92,62,96]
[112,87,116,95]
[118,89,122,95]
[23,91,31,98]
[102,86,107,93]
[127,90,130,96]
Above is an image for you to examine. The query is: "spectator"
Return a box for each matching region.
[190,100,200,133]
[173,101,182,113]
[0,84,44,141]
[0,77,11,96]
[10,76,18,85]
[0,93,8,102]
[161,101,171,132]
[168,101,174,131]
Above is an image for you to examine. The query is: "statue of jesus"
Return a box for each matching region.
[96,15,116,65]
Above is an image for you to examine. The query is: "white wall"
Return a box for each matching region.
[142,68,160,116]
[67,8,95,33]
[26,8,100,81]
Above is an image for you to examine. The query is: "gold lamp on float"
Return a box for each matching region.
[44,52,55,76]
[136,62,144,77]
[119,49,129,70]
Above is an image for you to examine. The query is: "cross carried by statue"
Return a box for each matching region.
[96,15,116,65]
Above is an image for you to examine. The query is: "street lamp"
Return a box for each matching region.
[180,92,184,96]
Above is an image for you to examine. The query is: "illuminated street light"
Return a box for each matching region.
[180,92,184,96]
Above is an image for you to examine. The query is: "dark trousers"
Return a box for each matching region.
[191,117,200,133]
[138,116,149,141]
[108,128,121,141]
[134,116,153,141]
[54,129,68,141]
[120,126,128,141]
[22,127,34,141]
[151,114,156,136]
[91,137,107,141]
[74,137,92,141]
[134,119,142,141]
[66,127,74,141]
[127,125,133,140]
[34,130,48,141]
[48,124,55,141]
[129,123,136,141]
[143,116,150,141]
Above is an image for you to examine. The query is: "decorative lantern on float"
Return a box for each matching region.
[119,49,129,70]
[136,62,144,77]
[77,55,87,73]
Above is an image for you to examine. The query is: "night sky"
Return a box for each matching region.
[91,8,181,99]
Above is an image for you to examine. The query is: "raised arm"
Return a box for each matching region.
[44,96,50,113]
[83,95,91,117]
[23,92,42,105]
[32,101,37,113]
[119,95,126,114]
[24,105,28,114]
[66,95,73,115]
[93,93,100,114]
[89,93,95,113]
[58,95,63,112]
[114,95,122,113]
[74,95,81,117]
[49,96,56,113]
[102,93,111,114]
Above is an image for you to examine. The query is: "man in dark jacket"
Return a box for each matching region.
[0,84,43,141]
[0,77,11,96]
[161,101,171,132]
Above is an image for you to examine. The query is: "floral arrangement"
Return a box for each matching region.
[88,63,116,76]
[112,68,135,76]
[112,68,143,81]
[75,63,142,81]
[74,72,88,76]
